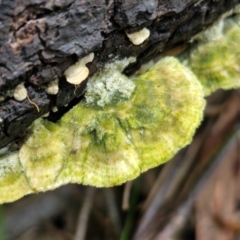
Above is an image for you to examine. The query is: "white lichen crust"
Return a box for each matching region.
[85,57,136,107]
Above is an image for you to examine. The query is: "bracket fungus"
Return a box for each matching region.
[183,15,240,96]
[0,57,205,203]
[126,28,150,45]
[64,53,94,85]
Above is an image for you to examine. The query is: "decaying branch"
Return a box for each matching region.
[0,0,239,148]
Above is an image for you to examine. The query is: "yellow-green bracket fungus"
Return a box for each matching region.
[0,57,205,203]
[182,14,240,96]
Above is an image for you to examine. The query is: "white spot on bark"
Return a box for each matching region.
[126,28,150,45]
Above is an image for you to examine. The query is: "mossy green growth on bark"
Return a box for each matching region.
[0,57,205,203]
[183,15,240,96]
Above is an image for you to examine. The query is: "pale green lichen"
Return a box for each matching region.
[183,15,240,95]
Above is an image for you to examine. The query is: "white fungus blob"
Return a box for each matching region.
[46,79,59,95]
[13,84,27,101]
[52,106,58,112]
[126,28,150,45]
[64,53,94,85]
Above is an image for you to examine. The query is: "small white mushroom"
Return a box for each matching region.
[52,106,58,112]
[13,84,27,101]
[126,28,150,45]
[64,53,94,85]
[46,79,59,95]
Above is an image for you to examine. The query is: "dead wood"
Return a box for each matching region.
[0,0,239,148]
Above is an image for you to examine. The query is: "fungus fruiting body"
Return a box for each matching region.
[183,15,240,95]
[13,84,27,101]
[126,28,150,45]
[52,106,58,112]
[46,79,59,95]
[0,57,205,203]
[64,53,94,85]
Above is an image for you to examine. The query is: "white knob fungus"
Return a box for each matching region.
[13,84,27,101]
[64,53,94,85]
[126,28,150,45]
[46,79,59,95]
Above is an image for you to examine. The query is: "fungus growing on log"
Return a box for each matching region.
[13,84,27,101]
[0,57,205,203]
[183,15,240,95]
[1,10,240,204]
[126,28,150,45]
[46,79,59,95]
[64,53,94,85]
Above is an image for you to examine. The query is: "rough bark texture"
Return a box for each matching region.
[0,0,239,148]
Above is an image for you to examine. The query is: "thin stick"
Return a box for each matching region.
[0,205,7,240]
[104,189,121,235]
[26,95,40,112]
[74,187,95,240]
[122,181,133,211]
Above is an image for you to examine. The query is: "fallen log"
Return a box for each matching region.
[0,0,239,148]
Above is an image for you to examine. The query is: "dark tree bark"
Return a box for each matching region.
[0,0,239,148]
